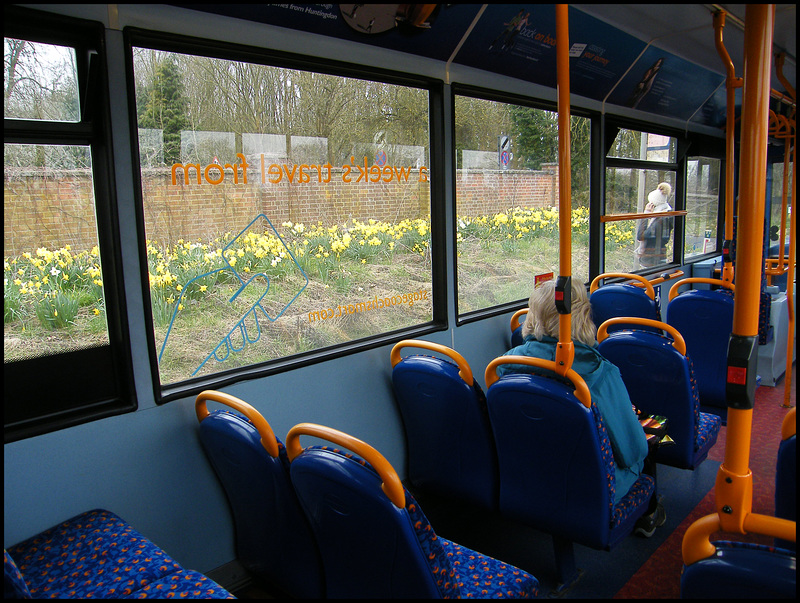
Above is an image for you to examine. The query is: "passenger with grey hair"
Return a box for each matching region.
[497,279,665,535]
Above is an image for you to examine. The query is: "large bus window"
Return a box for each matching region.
[685,157,721,259]
[132,48,433,385]
[604,129,678,273]
[4,19,135,442]
[454,94,590,315]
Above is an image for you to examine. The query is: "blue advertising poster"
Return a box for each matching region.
[605,46,726,122]
[179,4,732,128]
[181,4,484,62]
[452,5,648,102]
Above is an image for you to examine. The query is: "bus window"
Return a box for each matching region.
[454,93,590,315]
[131,47,433,386]
[4,30,135,441]
[604,129,678,273]
[685,157,722,258]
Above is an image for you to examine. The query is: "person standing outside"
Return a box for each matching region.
[636,182,674,268]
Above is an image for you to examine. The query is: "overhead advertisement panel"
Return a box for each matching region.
[181,3,731,128]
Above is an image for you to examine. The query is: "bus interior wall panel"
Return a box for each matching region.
[5,2,796,597]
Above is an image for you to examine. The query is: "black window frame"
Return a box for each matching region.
[4,5,136,443]
[601,118,688,276]
[450,83,595,325]
[123,27,448,404]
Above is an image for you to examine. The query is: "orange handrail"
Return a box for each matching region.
[485,355,591,408]
[510,308,527,333]
[596,317,686,356]
[195,390,280,458]
[285,423,406,509]
[589,272,655,299]
[390,339,473,385]
[668,277,735,302]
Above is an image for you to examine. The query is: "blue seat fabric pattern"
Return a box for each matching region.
[290,445,539,598]
[197,409,324,598]
[4,509,234,599]
[598,328,721,470]
[487,373,654,552]
[392,354,499,510]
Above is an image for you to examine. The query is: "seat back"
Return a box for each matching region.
[775,407,796,552]
[666,280,735,412]
[195,391,324,599]
[485,356,653,551]
[680,541,797,598]
[589,273,660,334]
[286,424,452,598]
[597,317,720,469]
[390,340,498,510]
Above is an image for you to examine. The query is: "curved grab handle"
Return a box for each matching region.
[510,308,527,333]
[285,422,406,509]
[195,390,280,458]
[669,277,735,302]
[781,406,796,441]
[390,339,473,386]
[589,272,655,300]
[682,512,797,566]
[485,355,591,408]
[597,317,686,356]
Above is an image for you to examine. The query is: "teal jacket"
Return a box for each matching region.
[497,336,648,504]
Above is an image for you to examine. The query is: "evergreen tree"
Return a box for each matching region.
[138,56,188,164]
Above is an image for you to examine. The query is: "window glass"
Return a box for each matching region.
[4,144,108,359]
[4,39,80,122]
[769,160,793,252]
[607,128,676,163]
[133,49,432,384]
[454,95,590,314]
[685,157,721,258]
[604,167,676,271]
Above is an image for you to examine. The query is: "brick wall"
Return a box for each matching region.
[5,165,559,255]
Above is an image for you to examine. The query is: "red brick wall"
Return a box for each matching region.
[5,165,559,255]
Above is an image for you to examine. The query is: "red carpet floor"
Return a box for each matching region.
[615,365,796,599]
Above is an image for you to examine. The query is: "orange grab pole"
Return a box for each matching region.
[554,3,574,375]
[717,1,774,536]
[714,10,741,284]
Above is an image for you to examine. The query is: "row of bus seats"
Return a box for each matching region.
[390,328,719,592]
[589,273,736,420]
[194,390,540,599]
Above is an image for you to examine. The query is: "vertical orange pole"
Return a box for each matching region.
[554,3,574,374]
[715,3,774,535]
[713,11,740,284]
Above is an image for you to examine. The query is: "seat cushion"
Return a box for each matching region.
[6,510,184,599]
[120,569,235,599]
[405,491,539,598]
